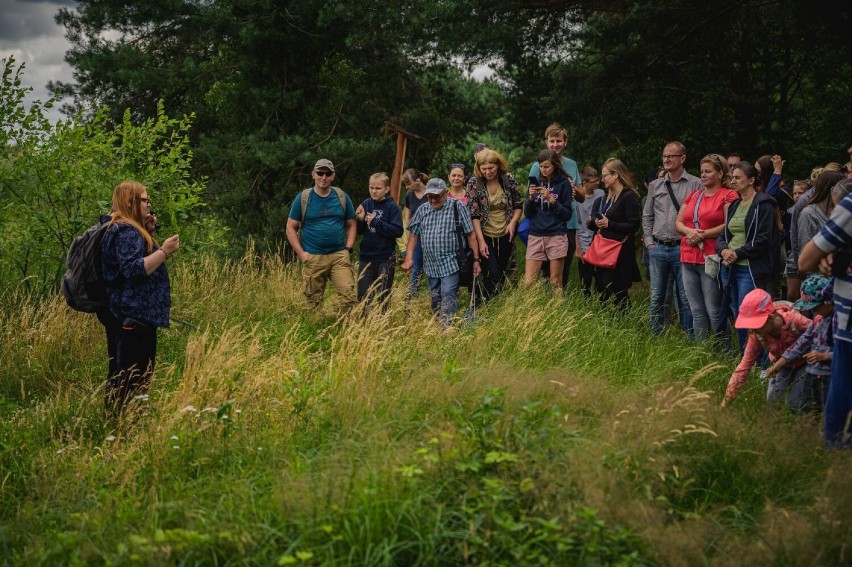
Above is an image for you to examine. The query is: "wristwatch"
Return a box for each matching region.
[344,246,353,253]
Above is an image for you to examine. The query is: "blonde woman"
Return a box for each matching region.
[585,158,641,310]
[466,149,523,299]
[675,154,737,340]
[100,181,180,412]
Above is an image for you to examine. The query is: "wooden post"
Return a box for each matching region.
[384,122,425,204]
[390,133,407,204]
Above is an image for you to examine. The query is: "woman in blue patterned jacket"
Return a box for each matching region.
[99,181,180,413]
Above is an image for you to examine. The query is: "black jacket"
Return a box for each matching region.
[716,191,779,283]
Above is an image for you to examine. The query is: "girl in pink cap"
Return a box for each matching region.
[722,288,811,407]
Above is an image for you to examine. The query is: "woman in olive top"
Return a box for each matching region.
[466,149,523,300]
[717,161,779,353]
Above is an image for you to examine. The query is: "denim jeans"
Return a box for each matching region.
[681,261,722,341]
[648,244,693,336]
[825,339,852,448]
[766,366,821,412]
[428,271,460,327]
[720,264,757,354]
[408,239,424,298]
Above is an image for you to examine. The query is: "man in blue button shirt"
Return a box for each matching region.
[286,158,357,312]
[402,178,481,327]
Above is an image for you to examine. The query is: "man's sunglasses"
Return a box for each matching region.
[315,170,333,177]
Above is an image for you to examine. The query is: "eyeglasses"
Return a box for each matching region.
[427,193,445,201]
[601,172,614,178]
[661,154,685,160]
[585,178,600,183]
[140,198,151,205]
[315,170,333,177]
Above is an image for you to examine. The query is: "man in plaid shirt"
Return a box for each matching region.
[403,178,481,327]
[800,179,852,447]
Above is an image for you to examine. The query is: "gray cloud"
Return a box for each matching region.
[0,0,77,122]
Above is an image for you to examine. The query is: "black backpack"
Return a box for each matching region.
[60,221,111,312]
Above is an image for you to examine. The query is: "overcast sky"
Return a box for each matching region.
[0,0,76,123]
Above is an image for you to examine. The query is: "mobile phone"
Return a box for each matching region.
[528,176,538,187]
[594,212,604,220]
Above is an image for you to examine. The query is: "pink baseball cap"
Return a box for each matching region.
[735,289,775,329]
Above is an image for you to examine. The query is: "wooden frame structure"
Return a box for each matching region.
[384,122,424,204]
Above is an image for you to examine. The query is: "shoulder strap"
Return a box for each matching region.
[332,186,347,213]
[300,187,347,223]
[300,189,310,223]
[664,180,680,210]
[691,191,704,229]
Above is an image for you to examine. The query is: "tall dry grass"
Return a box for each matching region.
[2,252,851,565]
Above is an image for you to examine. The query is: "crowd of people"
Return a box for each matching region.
[92,123,852,449]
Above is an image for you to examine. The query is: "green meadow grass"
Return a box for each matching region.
[1,253,850,566]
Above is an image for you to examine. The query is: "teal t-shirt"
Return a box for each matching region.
[288,188,356,254]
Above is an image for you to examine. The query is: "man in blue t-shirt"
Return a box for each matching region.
[285,158,357,312]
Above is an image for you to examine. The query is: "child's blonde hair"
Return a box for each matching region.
[370,172,391,187]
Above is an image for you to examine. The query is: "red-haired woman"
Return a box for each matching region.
[100,181,179,412]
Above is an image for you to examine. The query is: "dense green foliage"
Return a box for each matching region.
[2,258,851,564]
[0,58,224,293]
[53,0,519,252]
[51,0,851,254]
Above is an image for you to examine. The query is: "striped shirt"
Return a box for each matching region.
[812,193,852,343]
[408,198,474,278]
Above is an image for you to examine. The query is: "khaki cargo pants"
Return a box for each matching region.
[301,250,357,312]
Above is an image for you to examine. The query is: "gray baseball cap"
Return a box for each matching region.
[313,158,335,173]
[425,178,447,195]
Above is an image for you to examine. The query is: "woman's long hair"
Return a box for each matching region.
[403,168,428,185]
[537,149,568,181]
[108,181,155,253]
[475,149,509,178]
[602,158,637,193]
[755,155,774,192]
[807,170,846,215]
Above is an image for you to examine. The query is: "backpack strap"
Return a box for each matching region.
[300,189,311,224]
[332,186,347,214]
